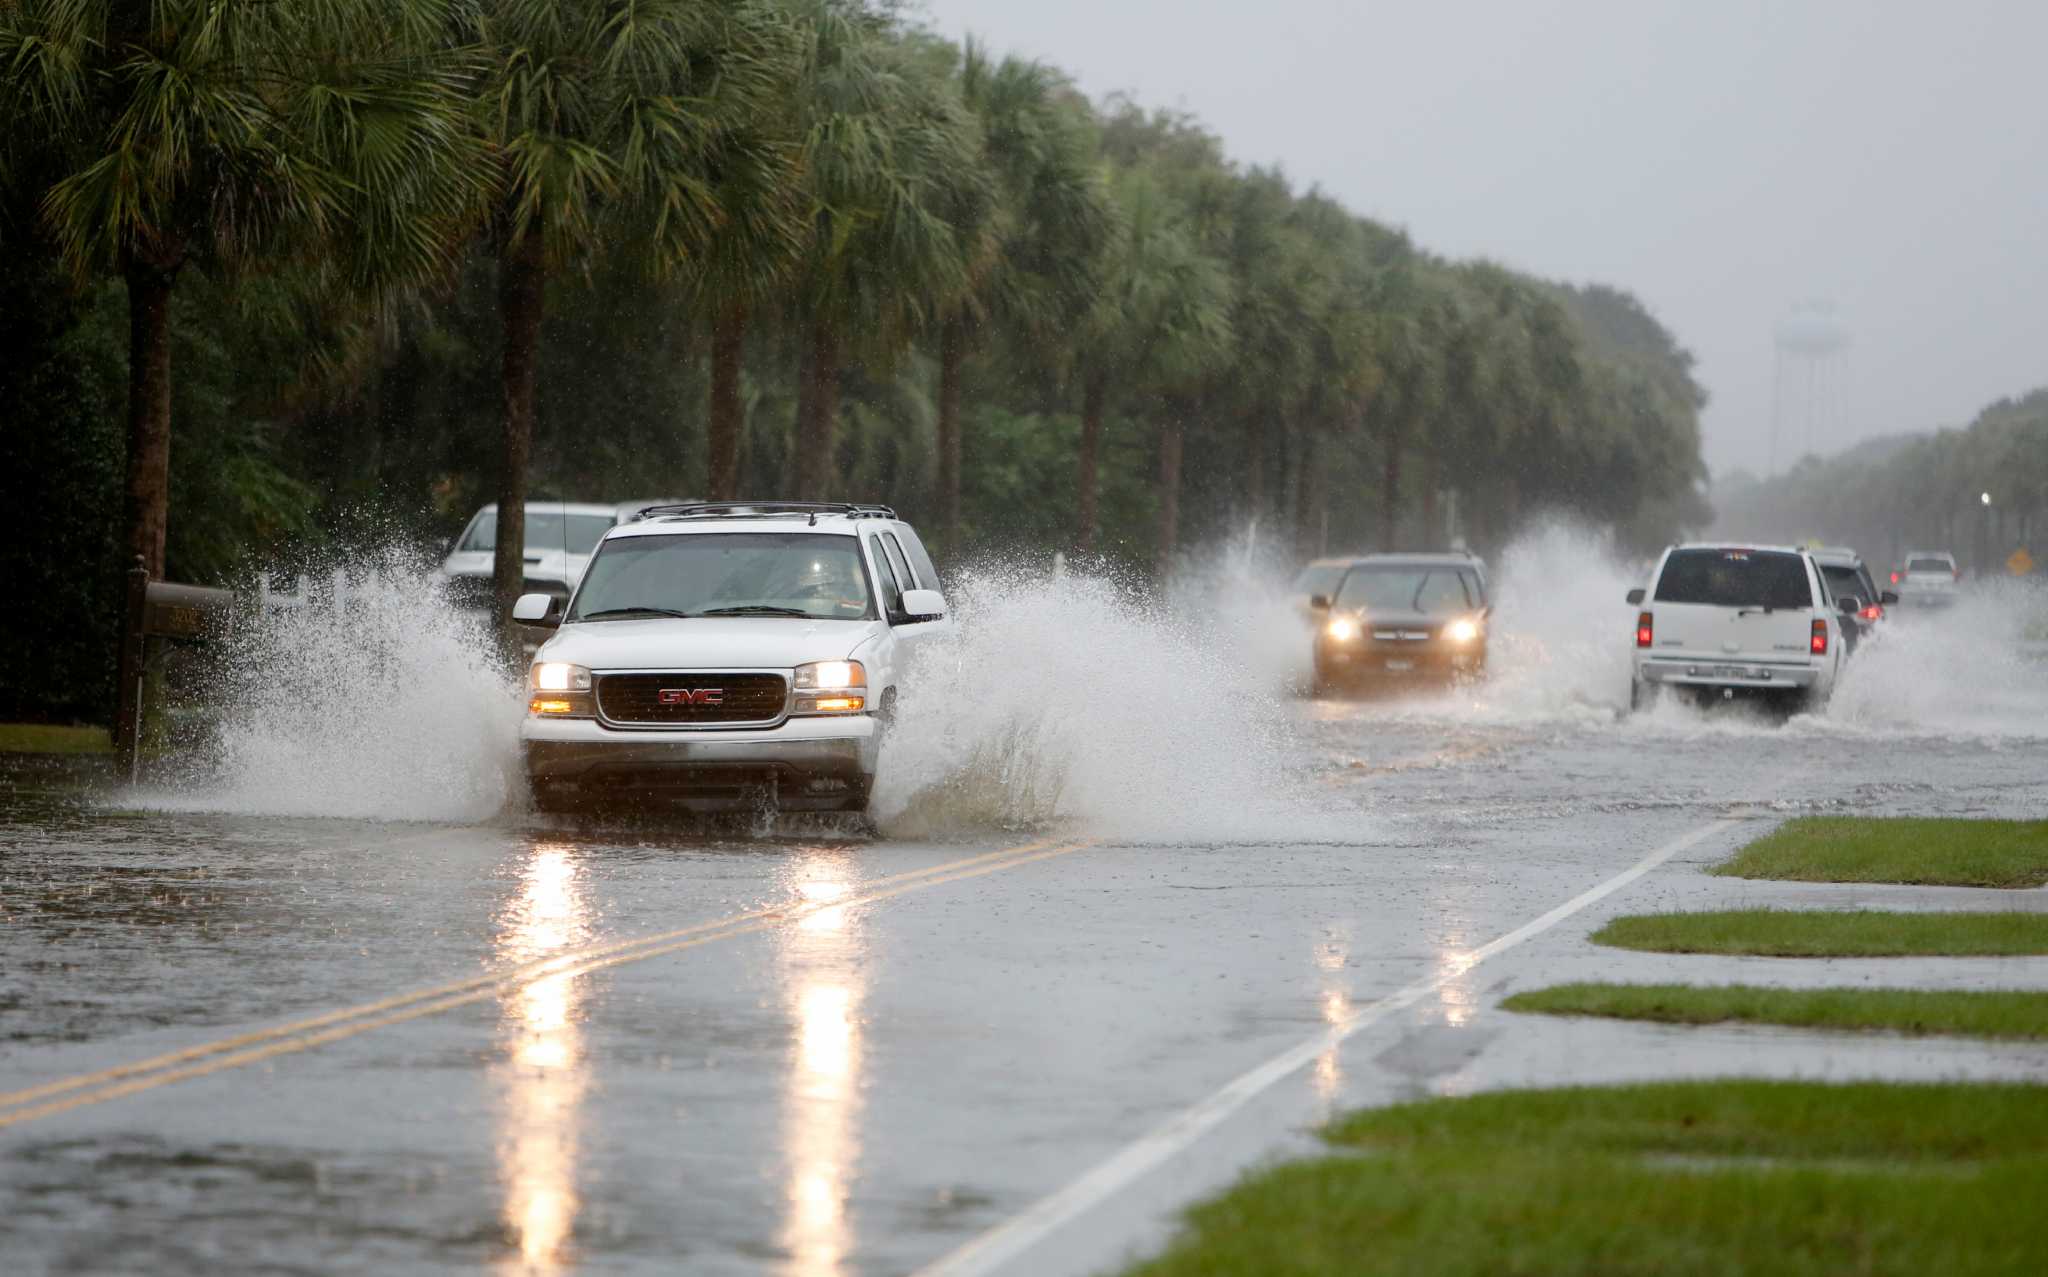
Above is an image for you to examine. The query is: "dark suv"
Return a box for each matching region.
[1311,553,1490,689]
[1810,547,1896,653]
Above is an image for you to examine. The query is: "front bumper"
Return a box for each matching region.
[1317,639,1486,679]
[522,715,879,811]
[1635,657,1820,690]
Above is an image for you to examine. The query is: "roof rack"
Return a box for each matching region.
[633,500,897,526]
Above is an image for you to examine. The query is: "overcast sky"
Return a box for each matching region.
[918,0,2048,479]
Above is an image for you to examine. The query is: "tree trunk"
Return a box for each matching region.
[1302,429,1328,558]
[1076,373,1106,553]
[123,260,178,577]
[1154,407,1184,581]
[792,320,841,501]
[937,312,966,549]
[495,229,545,635]
[1380,425,1403,550]
[706,301,747,501]
[1420,443,1440,550]
[1242,410,1264,523]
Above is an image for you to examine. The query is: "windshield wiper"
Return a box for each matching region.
[699,605,812,618]
[576,607,696,621]
[1735,606,1777,616]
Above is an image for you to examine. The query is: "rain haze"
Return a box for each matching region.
[922,0,2048,477]
[8,2,2048,1274]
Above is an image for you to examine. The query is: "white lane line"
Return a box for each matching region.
[915,816,1739,1277]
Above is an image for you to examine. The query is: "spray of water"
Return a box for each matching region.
[1825,582,2048,740]
[143,554,525,822]
[872,564,1338,842]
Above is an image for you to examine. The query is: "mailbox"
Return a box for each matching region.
[114,560,234,782]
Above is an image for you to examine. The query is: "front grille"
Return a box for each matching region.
[595,672,787,725]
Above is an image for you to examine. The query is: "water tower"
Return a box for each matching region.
[1770,301,1850,474]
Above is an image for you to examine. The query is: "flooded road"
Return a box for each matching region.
[5,576,2047,1275]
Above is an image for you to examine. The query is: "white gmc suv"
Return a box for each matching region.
[1627,544,1848,713]
[513,502,950,813]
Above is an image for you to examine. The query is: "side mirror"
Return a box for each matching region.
[1880,590,1899,605]
[1837,596,1863,616]
[1309,594,1331,610]
[1625,588,1645,606]
[900,588,947,621]
[512,592,560,628]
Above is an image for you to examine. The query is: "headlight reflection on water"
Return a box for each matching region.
[779,850,868,1277]
[494,843,591,1274]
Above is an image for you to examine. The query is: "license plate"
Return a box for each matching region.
[1708,664,1750,678]
[1384,659,1415,672]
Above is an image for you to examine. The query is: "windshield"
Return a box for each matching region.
[1333,567,1474,615]
[1291,563,1348,598]
[1907,557,1951,573]
[567,533,874,622]
[459,510,615,557]
[1654,549,1812,609]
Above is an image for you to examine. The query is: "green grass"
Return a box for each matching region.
[1591,909,2048,956]
[1504,982,2048,1040]
[1127,1081,2048,1277]
[1717,816,2048,888]
[0,723,111,755]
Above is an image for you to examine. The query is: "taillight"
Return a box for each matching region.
[1810,619,1828,655]
[1890,571,1900,584]
[1861,605,1881,621]
[1636,611,1654,648]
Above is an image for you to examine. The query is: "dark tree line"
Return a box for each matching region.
[0,0,1711,723]
[1712,389,2048,575]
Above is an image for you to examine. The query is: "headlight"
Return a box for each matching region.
[792,660,866,714]
[532,662,592,692]
[1325,617,1359,642]
[528,662,593,716]
[793,660,864,691]
[1444,617,1480,644]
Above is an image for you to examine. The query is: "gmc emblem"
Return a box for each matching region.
[658,687,724,706]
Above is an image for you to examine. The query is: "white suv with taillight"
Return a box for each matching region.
[1627,544,1847,712]
[513,502,950,813]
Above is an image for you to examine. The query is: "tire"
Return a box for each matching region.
[1629,678,1656,713]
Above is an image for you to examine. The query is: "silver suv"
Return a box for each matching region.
[514,502,950,813]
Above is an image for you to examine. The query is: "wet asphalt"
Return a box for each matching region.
[4,675,2048,1275]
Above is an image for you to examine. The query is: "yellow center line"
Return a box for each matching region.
[0,835,1093,1130]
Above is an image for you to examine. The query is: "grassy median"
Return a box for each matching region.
[1589,908,2048,956]
[0,723,111,755]
[1128,1081,2048,1277]
[1503,982,2048,1040]
[1716,816,2048,888]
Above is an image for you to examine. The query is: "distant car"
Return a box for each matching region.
[517,501,949,814]
[1894,550,1960,609]
[1312,552,1489,689]
[1810,547,1896,652]
[1628,544,1846,712]
[442,499,690,612]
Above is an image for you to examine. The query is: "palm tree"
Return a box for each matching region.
[928,40,1109,548]
[781,1,990,504]
[467,0,794,620]
[0,0,480,578]
[1069,165,1231,565]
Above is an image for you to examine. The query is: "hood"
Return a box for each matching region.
[1349,608,1456,632]
[536,616,884,671]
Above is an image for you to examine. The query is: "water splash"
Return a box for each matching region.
[872,564,1336,842]
[141,554,525,822]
